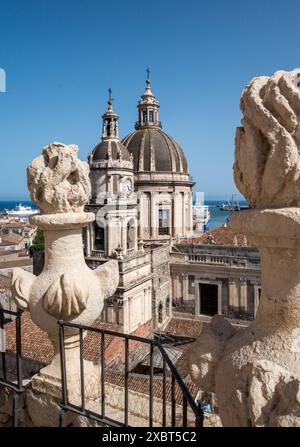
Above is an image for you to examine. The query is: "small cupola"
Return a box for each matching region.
[102,88,119,140]
[135,68,161,130]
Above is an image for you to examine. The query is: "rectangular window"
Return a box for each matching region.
[149,111,153,122]
[158,209,170,235]
[113,175,118,195]
[143,111,147,124]
[200,283,218,316]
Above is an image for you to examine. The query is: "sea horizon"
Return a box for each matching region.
[0,198,248,230]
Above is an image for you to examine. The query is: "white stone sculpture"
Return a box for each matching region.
[186,69,300,427]
[11,142,119,426]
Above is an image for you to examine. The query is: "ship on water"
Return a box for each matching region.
[219,194,249,212]
[5,203,39,217]
[193,193,210,232]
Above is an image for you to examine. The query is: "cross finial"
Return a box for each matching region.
[146,67,150,80]
[107,88,113,109]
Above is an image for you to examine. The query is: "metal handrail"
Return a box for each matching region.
[58,320,204,428]
[0,308,24,427]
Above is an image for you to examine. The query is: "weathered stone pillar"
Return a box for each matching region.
[185,69,300,427]
[11,142,119,426]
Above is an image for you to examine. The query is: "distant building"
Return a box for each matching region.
[0,220,35,276]
[170,227,261,321]
[0,221,37,251]
[84,76,261,334]
[84,76,194,333]
[0,274,16,315]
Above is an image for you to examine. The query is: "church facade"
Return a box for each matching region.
[84,75,261,334]
[84,75,194,333]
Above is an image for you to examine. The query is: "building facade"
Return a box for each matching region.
[170,235,261,322]
[122,77,194,242]
[84,79,181,333]
[84,76,261,333]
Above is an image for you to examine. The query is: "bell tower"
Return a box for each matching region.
[86,90,138,258]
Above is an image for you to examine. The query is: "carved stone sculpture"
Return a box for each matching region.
[11,142,119,426]
[234,69,300,208]
[186,69,300,427]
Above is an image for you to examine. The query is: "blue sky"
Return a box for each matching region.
[0,0,300,200]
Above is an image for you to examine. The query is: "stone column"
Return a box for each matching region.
[186,193,193,235]
[86,223,91,256]
[138,192,144,240]
[150,192,157,239]
[228,279,238,310]
[172,274,180,303]
[123,297,130,334]
[182,193,186,237]
[240,279,247,312]
[107,219,113,255]
[182,273,189,307]
[253,285,261,317]
[121,217,126,255]
[173,192,180,237]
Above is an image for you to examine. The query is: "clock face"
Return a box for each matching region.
[125,179,132,194]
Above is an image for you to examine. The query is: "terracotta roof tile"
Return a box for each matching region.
[1,233,24,245]
[5,312,126,365]
[164,318,203,338]
[180,227,249,247]
[4,314,199,407]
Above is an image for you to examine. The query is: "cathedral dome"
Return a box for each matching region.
[91,140,131,162]
[89,90,132,164]
[122,74,189,174]
[122,127,188,173]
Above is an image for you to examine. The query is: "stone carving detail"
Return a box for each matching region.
[234,69,300,208]
[43,272,88,320]
[10,142,119,426]
[27,142,91,214]
[185,69,300,427]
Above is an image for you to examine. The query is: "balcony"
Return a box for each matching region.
[0,308,204,427]
[91,249,106,258]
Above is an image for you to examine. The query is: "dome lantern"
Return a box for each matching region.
[102,88,119,140]
[135,68,162,130]
[90,90,132,164]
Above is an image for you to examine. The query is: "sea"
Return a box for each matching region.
[0,199,247,230]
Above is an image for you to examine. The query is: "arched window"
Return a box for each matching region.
[158,209,170,235]
[158,303,163,324]
[127,219,135,250]
[94,222,105,251]
[166,297,170,317]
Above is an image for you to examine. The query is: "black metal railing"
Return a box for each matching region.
[58,320,204,428]
[0,308,24,427]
